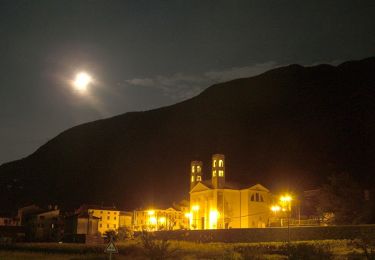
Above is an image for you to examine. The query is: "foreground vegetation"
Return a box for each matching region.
[0,237,374,259]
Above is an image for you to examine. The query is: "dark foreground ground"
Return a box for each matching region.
[0,239,374,259]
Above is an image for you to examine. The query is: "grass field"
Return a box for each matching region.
[0,239,372,259]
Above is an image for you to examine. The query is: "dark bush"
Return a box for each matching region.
[283,243,333,260]
[104,230,117,242]
[349,238,375,260]
[140,232,177,260]
[117,226,134,241]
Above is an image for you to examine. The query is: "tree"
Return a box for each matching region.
[316,173,373,224]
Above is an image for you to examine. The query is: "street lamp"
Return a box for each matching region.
[279,194,292,244]
[271,205,281,213]
[184,212,192,229]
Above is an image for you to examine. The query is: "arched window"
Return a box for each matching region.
[255,193,259,202]
[213,160,217,167]
[197,176,201,181]
[213,170,217,177]
[219,160,224,167]
[260,195,264,202]
[191,176,194,182]
[197,166,201,172]
[251,194,255,201]
[191,166,195,173]
[218,170,224,177]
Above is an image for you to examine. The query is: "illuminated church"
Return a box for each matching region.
[189,154,272,229]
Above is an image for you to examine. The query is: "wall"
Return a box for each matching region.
[151,225,375,243]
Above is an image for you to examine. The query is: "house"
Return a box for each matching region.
[63,211,102,243]
[119,211,133,229]
[0,214,19,226]
[64,211,100,236]
[189,154,272,229]
[133,207,188,231]
[0,212,24,242]
[76,205,120,236]
[28,207,64,241]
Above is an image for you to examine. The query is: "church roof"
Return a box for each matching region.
[191,180,270,192]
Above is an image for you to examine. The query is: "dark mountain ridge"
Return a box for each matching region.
[1,57,374,210]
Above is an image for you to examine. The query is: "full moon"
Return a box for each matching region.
[73,72,92,93]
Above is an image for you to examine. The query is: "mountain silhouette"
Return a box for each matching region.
[1,57,374,211]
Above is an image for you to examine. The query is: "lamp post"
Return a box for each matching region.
[270,205,281,227]
[280,195,292,245]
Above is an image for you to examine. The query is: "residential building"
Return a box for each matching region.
[76,205,120,236]
[64,211,100,236]
[189,154,272,229]
[133,207,188,231]
[119,211,132,229]
[29,208,64,241]
[0,215,19,226]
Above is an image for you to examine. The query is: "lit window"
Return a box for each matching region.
[219,170,224,177]
[213,160,217,167]
[219,160,223,167]
[192,166,195,173]
[197,166,201,172]
[191,175,195,182]
[197,176,201,181]
[213,170,216,177]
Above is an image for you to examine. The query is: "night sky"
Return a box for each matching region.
[1,0,374,164]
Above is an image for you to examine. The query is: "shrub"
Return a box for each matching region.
[349,238,375,260]
[117,227,134,241]
[283,243,333,260]
[104,230,117,242]
[232,246,266,259]
[140,232,177,260]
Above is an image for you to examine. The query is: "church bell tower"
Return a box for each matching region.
[212,154,225,189]
[190,160,203,190]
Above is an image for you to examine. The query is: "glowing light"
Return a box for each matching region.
[271,205,281,213]
[280,195,292,202]
[279,194,293,211]
[73,72,92,93]
[149,217,157,225]
[209,209,219,229]
[192,205,200,211]
[147,210,155,215]
[185,213,192,218]
[158,217,166,224]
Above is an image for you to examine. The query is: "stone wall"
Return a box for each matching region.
[150,225,375,243]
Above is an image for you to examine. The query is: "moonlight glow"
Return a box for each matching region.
[73,72,92,93]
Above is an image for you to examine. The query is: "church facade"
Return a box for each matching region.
[189,154,272,229]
